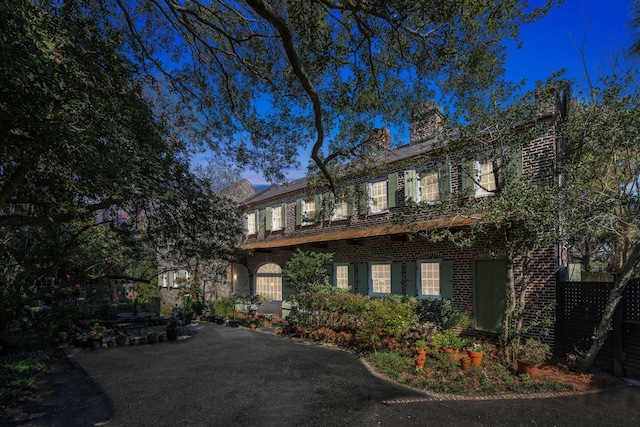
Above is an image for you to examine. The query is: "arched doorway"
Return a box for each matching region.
[255,263,282,301]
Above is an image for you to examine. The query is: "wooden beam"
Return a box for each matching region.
[241,217,479,250]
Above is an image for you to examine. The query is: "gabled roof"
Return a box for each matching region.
[242,135,448,206]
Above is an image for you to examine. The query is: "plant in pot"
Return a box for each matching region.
[166,316,179,341]
[115,332,127,347]
[415,339,428,359]
[511,338,550,379]
[467,342,488,366]
[89,323,106,350]
[147,331,158,344]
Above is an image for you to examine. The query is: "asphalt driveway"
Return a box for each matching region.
[4,322,640,426]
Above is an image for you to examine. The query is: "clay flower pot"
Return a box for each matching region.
[468,350,483,366]
[415,358,426,369]
[460,357,471,371]
[517,361,540,379]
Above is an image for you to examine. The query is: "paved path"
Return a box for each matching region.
[3,322,640,426]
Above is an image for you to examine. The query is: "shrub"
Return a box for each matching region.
[416,298,464,330]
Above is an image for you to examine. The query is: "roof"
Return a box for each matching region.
[242,135,449,206]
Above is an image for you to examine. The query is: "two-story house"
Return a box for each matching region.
[233,95,566,339]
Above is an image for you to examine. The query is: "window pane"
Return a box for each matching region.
[420,262,440,296]
[304,200,315,222]
[371,264,390,294]
[272,206,282,230]
[371,181,387,211]
[246,213,256,234]
[336,265,349,289]
[420,170,439,202]
[479,161,497,192]
[256,263,282,300]
[334,197,348,218]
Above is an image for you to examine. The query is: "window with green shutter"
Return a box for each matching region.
[416,260,454,299]
[404,169,418,204]
[265,206,272,231]
[387,172,398,208]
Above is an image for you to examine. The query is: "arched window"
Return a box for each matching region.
[255,263,282,301]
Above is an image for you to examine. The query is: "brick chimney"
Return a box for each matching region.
[410,102,444,145]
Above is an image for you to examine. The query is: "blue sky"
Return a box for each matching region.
[239,0,637,187]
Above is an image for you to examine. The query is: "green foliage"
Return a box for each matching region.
[212,298,234,317]
[282,249,333,294]
[430,329,470,350]
[510,339,551,365]
[416,298,465,330]
[356,297,418,351]
[0,350,50,407]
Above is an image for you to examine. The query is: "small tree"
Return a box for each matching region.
[282,249,333,294]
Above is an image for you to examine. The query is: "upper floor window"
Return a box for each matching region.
[370,180,388,213]
[370,262,391,295]
[477,160,498,195]
[419,170,439,203]
[272,205,282,230]
[302,199,316,225]
[333,196,349,219]
[266,204,286,231]
[246,211,257,234]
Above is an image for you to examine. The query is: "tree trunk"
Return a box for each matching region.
[108,265,119,303]
[582,244,640,371]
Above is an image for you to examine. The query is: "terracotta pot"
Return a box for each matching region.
[138,337,147,345]
[416,349,427,359]
[517,361,540,379]
[158,334,166,342]
[147,333,158,344]
[460,358,471,371]
[106,340,115,348]
[116,337,127,347]
[129,338,137,346]
[415,358,426,369]
[250,323,257,329]
[468,351,483,366]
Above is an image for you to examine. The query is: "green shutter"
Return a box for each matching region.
[232,264,250,295]
[461,161,475,194]
[280,203,287,229]
[404,169,417,204]
[509,146,523,181]
[405,262,416,296]
[168,271,174,288]
[440,260,454,299]
[438,162,451,196]
[388,172,398,208]
[243,213,248,232]
[347,264,355,293]
[359,183,369,215]
[326,264,334,287]
[346,186,354,216]
[265,207,272,231]
[295,199,302,226]
[357,263,368,295]
[391,262,403,295]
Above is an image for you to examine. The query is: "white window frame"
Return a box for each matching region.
[475,160,498,197]
[246,212,257,235]
[302,199,316,225]
[369,262,391,296]
[334,263,350,290]
[271,205,283,231]
[417,169,440,204]
[417,260,442,299]
[255,263,283,301]
[332,195,349,220]
[369,179,388,214]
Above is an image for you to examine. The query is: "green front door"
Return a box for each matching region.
[474,259,507,332]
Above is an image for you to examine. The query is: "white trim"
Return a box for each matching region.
[416,259,442,299]
[369,262,391,296]
[368,179,389,214]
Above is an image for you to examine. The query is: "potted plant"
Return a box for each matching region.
[89,323,106,350]
[415,339,428,359]
[511,338,550,379]
[166,316,179,341]
[115,332,127,347]
[467,342,487,366]
[147,331,158,344]
[249,316,263,329]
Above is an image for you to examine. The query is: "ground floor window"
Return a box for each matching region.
[255,263,282,301]
[335,264,349,290]
[370,263,391,295]
[418,261,440,297]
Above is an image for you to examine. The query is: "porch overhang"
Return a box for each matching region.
[240,216,479,250]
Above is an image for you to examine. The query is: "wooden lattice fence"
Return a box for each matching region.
[556,279,640,379]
